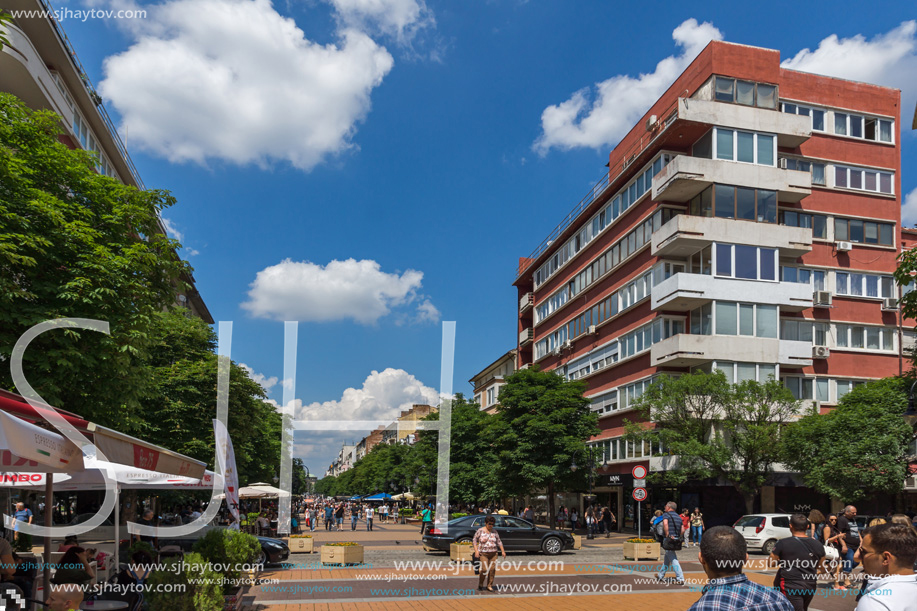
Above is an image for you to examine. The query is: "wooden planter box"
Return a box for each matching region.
[623,541,660,560]
[289,537,314,553]
[572,535,582,550]
[450,544,474,562]
[321,545,364,566]
[223,585,244,611]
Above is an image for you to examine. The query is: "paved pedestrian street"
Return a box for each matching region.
[240,523,860,610]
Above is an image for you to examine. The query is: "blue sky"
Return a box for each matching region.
[55,0,916,476]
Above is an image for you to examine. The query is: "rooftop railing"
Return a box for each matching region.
[516,98,681,279]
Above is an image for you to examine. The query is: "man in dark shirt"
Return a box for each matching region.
[770,513,826,611]
[133,509,158,548]
[837,505,861,587]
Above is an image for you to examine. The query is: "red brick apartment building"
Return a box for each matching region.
[514,40,910,524]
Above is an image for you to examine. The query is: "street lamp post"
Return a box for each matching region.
[570,447,597,539]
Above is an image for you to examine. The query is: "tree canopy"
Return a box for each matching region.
[780,377,913,501]
[0,93,188,424]
[627,371,800,512]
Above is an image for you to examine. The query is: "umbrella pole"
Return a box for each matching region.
[114,484,120,576]
[43,474,52,602]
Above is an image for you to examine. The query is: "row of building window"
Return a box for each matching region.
[589,437,665,463]
[781,319,896,351]
[533,154,673,289]
[691,302,778,338]
[714,76,777,109]
[534,208,678,324]
[780,211,894,246]
[688,184,778,224]
[780,102,894,144]
[693,127,776,166]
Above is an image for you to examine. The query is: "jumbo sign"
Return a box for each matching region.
[0,473,44,485]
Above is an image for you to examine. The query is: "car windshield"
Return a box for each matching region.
[735,516,764,528]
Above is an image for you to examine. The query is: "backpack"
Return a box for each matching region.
[653,518,665,539]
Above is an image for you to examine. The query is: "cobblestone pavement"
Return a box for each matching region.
[239,523,860,610]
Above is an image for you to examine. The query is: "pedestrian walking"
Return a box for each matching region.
[770,514,825,611]
[324,504,334,531]
[823,513,847,590]
[421,505,434,535]
[691,508,705,546]
[597,507,606,535]
[523,506,534,523]
[682,509,691,545]
[853,523,917,611]
[381,503,389,524]
[365,505,374,531]
[473,515,506,593]
[556,506,566,530]
[807,509,825,542]
[837,505,862,588]
[335,503,345,531]
[12,503,33,541]
[351,506,359,531]
[656,501,686,585]
[585,506,596,539]
[605,507,616,537]
[570,508,579,531]
[688,526,794,611]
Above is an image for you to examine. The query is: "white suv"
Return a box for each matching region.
[733,513,792,555]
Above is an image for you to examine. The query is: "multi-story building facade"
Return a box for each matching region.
[515,40,904,525]
[470,350,516,413]
[1,0,211,322]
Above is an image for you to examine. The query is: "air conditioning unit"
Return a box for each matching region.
[778,158,788,169]
[813,291,832,307]
[518,364,531,371]
[645,114,658,131]
[552,347,563,357]
[836,241,853,252]
[563,340,573,350]
[812,345,830,359]
[588,325,597,335]
[882,297,898,311]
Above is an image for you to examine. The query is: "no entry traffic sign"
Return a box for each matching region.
[632,487,647,502]
[632,465,647,479]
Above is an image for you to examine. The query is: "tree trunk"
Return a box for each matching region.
[742,490,756,515]
[547,481,555,528]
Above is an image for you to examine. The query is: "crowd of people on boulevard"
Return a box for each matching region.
[645,500,917,611]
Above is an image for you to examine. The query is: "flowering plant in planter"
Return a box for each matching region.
[454,541,472,546]
[325,542,360,546]
[626,538,656,543]
[289,534,313,538]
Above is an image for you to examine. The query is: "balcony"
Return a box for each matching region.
[520,292,534,313]
[649,334,812,367]
[0,23,72,123]
[652,155,811,204]
[677,98,812,148]
[519,328,533,346]
[652,274,813,312]
[652,215,812,259]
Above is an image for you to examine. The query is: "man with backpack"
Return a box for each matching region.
[656,501,686,585]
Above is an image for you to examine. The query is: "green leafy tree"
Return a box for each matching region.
[0,11,12,49]
[491,367,599,521]
[0,93,188,424]
[139,309,282,484]
[781,377,913,501]
[292,458,310,495]
[627,371,801,513]
[314,475,336,497]
[410,395,501,504]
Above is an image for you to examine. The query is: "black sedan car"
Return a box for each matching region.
[255,536,290,565]
[422,515,574,555]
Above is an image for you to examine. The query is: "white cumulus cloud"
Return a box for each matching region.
[533,18,723,154]
[241,258,437,324]
[239,363,279,391]
[903,188,917,227]
[781,21,917,118]
[161,217,184,242]
[98,0,394,171]
[326,0,434,43]
[293,368,440,422]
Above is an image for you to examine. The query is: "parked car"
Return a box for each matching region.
[733,513,792,555]
[255,535,290,565]
[422,515,574,555]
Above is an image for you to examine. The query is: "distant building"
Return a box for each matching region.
[469,349,516,413]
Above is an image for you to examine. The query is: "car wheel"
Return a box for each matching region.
[542,536,563,555]
[256,549,268,566]
[762,539,777,556]
[456,536,472,544]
